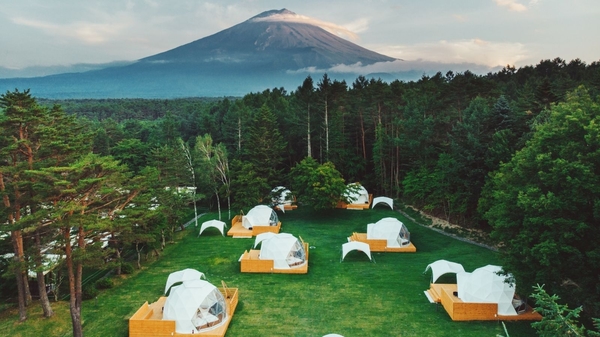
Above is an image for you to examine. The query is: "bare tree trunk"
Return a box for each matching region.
[237,117,242,152]
[307,103,312,158]
[115,246,122,276]
[135,243,142,269]
[359,109,366,159]
[11,231,27,322]
[215,189,222,220]
[324,99,329,161]
[34,231,53,317]
[65,227,83,337]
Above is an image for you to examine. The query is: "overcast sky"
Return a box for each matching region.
[1,0,598,72]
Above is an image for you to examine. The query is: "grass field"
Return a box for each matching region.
[0,207,536,337]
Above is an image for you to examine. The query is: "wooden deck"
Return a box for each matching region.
[337,194,373,210]
[349,232,416,252]
[226,215,281,237]
[240,242,309,274]
[425,284,542,321]
[129,287,239,337]
[274,204,298,211]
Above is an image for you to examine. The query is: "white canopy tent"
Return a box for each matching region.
[242,205,279,229]
[253,232,277,248]
[323,334,345,337]
[371,196,393,210]
[198,219,227,237]
[165,268,206,295]
[456,265,517,316]
[163,279,227,333]
[341,241,372,261]
[259,233,306,269]
[366,217,410,247]
[343,183,369,204]
[424,259,465,283]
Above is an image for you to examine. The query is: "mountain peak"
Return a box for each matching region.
[250,8,295,20]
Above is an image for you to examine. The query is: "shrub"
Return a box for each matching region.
[82,283,99,300]
[121,262,134,274]
[95,278,114,290]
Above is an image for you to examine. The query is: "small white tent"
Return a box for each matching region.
[198,219,227,237]
[424,259,465,283]
[343,183,369,204]
[371,196,393,210]
[163,279,227,333]
[341,241,372,261]
[242,205,279,229]
[259,233,306,269]
[165,268,206,295]
[366,217,410,247]
[456,265,517,316]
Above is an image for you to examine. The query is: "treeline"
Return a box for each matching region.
[46,57,600,227]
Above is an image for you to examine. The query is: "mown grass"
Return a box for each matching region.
[0,207,535,337]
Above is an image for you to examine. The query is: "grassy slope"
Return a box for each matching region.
[0,208,535,337]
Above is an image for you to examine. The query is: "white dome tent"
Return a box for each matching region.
[163,279,228,333]
[343,183,370,204]
[271,186,295,212]
[165,268,206,295]
[259,233,307,269]
[456,265,517,316]
[242,205,279,229]
[367,217,411,247]
[424,259,465,283]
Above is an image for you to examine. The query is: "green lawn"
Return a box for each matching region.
[0,207,535,337]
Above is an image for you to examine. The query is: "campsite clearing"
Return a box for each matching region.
[0,208,536,337]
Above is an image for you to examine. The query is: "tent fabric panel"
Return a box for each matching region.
[371,196,393,209]
[341,241,372,261]
[199,220,226,237]
[425,260,465,283]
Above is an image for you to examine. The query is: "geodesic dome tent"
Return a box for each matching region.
[242,205,279,229]
[271,186,293,206]
[259,233,306,269]
[163,279,228,333]
[456,265,517,316]
[424,259,465,283]
[367,217,411,247]
[343,183,370,204]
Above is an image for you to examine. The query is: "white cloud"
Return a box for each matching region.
[372,39,529,67]
[494,0,527,12]
[12,15,131,45]
[252,12,360,41]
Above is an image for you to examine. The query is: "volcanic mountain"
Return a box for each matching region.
[0,9,397,98]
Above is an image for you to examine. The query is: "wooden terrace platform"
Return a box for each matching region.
[239,242,309,274]
[336,194,373,210]
[349,233,417,252]
[425,284,542,321]
[226,214,281,238]
[129,286,239,337]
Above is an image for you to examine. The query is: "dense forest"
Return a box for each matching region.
[2,57,600,333]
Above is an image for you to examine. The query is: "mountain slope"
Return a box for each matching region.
[142,9,395,70]
[0,9,397,98]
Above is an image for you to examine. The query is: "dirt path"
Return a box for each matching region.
[397,206,498,252]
